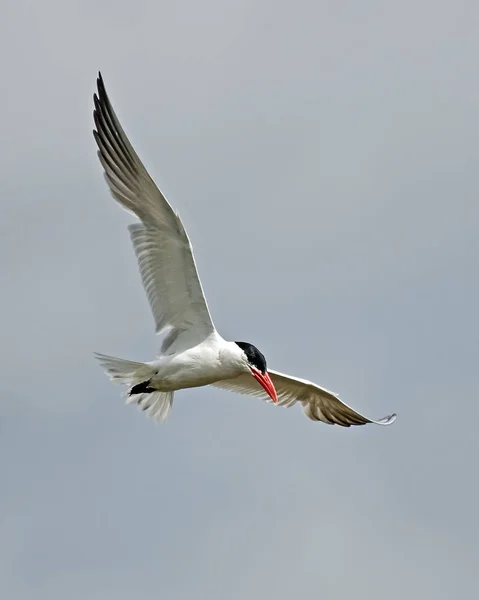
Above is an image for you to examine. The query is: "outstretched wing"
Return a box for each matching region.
[211,370,396,427]
[93,73,215,353]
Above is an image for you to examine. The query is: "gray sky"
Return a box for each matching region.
[1,0,478,598]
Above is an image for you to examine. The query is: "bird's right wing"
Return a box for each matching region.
[93,73,215,354]
[211,370,396,427]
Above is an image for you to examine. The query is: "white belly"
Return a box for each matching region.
[148,339,244,392]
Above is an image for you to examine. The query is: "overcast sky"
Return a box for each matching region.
[1,1,478,598]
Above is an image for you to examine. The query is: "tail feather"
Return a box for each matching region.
[93,352,153,383]
[94,352,174,424]
[134,391,174,423]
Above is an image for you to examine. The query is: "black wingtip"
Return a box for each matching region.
[92,92,101,134]
[97,72,107,99]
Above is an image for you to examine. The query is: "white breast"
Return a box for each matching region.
[149,337,245,392]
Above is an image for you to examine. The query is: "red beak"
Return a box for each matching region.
[250,368,278,403]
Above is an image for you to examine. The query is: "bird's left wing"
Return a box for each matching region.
[211,370,396,427]
[93,73,216,354]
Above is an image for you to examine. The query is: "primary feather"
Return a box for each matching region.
[211,370,396,427]
[93,73,215,354]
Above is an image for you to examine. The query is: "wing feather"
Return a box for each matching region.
[93,73,215,353]
[211,370,396,427]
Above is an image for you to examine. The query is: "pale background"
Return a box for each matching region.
[1,1,478,598]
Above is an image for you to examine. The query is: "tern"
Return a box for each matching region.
[92,73,396,428]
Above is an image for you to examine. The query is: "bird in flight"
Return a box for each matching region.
[92,73,396,428]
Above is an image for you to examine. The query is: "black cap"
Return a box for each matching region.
[235,341,267,374]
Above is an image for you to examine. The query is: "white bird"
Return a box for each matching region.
[92,73,396,428]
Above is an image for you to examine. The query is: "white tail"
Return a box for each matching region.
[93,352,153,384]
[127,391,174,423]
[94,353,174,423]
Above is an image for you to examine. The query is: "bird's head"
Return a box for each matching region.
[235,341,278,403]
